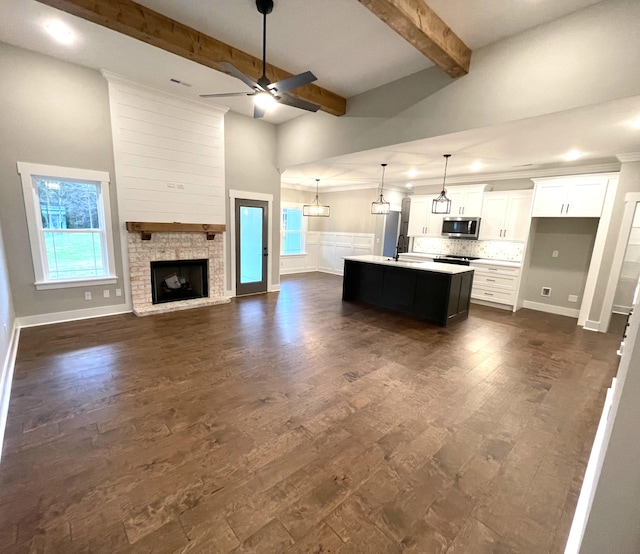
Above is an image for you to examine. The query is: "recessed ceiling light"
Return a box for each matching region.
[406,183,413,189]
[631,116,640,128]
[45,20,75,45]
[564,149,582,161]
[470,161,484,171]
[407,169,417,177]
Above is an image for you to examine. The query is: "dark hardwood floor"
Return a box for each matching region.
[0,273,621,553]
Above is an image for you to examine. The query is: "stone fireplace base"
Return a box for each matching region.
[127,231,229,316]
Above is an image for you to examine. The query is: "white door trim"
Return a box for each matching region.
[598,192,640,332]
[228,189,273,297]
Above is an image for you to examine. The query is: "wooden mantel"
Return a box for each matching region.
[125,221,226,241]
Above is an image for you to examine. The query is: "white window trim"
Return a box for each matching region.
[281,202,308,256]
[16,162,118,290]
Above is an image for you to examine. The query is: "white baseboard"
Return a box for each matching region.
[16,304,131,328]
[583,320,601,332]
[613,305,632,315]
[0,321,20,462]
[280,268,317,275]
[318,268,344,276]
[270,284,281,292]
[470,299,513,311]
[522,300,580,319]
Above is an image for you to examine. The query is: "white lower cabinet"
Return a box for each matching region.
[470,262,520,308]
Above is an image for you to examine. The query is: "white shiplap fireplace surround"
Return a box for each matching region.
[105,75,229,316]
[126,229,228,316]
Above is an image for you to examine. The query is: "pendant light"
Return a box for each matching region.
[371,163,390,215]
[303,179,330,217]
[432,154,452,214]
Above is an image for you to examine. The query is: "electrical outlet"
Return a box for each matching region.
[552,250,559,258]
[115,288,122,297]
[103,289,110,298]
[84,292,92,301]
[541,287,551,297]
[568,294,578,303]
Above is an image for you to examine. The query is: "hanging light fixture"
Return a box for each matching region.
[432,154,452,214]
[303,179,330,217]
[371,163,390,215]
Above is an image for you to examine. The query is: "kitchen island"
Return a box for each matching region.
[342,255,474,326]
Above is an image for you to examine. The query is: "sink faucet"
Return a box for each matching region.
[394,234,406,261]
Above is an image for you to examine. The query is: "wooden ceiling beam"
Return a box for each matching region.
[358,0,471,78]
[35,0,347,116]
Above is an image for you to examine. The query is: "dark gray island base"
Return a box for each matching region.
[342,255,474,327]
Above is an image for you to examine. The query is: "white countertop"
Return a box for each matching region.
[399,252,521,268]
[343,255,475,274]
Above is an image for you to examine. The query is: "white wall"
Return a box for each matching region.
[277,0,640,169]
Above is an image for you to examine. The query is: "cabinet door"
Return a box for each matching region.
[504,193,533,241]
[565,182,607,217]
[461,190,484,216]
[531,183,566,217]
[479,195,508,240]
[448,191,465,216]
[407,196,430,236]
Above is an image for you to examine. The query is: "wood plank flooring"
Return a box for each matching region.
[0,272,621,553]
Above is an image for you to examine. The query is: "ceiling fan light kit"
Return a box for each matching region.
[200,0,320,118]
[303,179,330,217]
[432,154,452,215]
[371,163,391,215]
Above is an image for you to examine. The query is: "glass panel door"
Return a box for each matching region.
[235,199,268,295]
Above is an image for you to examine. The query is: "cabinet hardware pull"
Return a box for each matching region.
[487,279,496,282]
[499,230,502,237]
[561,203,565,214]
[503,229,506,237]
[566,204,570,214]
[484,292,494,296]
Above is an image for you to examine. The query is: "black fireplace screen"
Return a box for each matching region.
[150,259,209,304]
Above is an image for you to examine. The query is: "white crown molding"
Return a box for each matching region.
[617,153,640,163]
[101,70,230,115]
[282,162,621,192]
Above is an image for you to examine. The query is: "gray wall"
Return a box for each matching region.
[224,111,281,288]
[277,0,640,169]
[523,218,598,310]
[0,43,125,317]
[0,218,15,370]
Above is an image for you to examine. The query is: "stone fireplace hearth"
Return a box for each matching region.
[127,229,228,316]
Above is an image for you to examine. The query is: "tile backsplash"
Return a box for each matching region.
[413,237,524,262]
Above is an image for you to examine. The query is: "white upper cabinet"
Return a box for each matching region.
[448,187,485,217]
[480,190,533,241]
[407,195,431,237]
[531,176,611,218]
[408,195,446,237]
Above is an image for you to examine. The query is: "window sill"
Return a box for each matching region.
[35,276,118,290]
[280,253,308,258]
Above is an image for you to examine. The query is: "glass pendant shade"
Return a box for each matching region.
[432,154,452,215]
[303,179,330,217]
[371,163,391,215]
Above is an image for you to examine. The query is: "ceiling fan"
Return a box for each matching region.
[200,0,320,118]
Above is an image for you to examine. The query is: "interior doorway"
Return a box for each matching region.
[235,198,268,295]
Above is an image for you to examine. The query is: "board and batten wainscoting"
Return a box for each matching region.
[280,232,374,276]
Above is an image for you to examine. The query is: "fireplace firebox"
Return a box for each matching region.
[150,259,208,304]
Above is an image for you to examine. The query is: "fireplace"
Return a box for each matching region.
[151,259,208,304]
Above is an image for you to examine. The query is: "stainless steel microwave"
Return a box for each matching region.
[442,217,481,239]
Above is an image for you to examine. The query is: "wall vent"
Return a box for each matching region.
[541,287,552,297]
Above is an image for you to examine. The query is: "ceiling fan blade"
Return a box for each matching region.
[219,61,262,91]
[268,71,317,94]
[278,93,320,113]
[253,104,266,119]
[199,92,254,98]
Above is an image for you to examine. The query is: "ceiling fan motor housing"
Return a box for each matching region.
[256,0,274,15]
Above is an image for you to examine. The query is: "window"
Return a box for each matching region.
[17,162,117,290]
[281,205,306,255]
